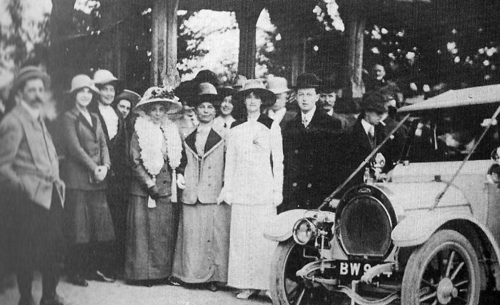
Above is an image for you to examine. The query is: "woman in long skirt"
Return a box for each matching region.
[172,82,230,291]
[220,79,284,299]
[125,86,184,286]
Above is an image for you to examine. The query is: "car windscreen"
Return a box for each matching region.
[402,103,500,163]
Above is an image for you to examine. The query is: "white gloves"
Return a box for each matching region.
[176,173,186,190]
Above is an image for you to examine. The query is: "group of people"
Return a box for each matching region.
[0,64,407,305]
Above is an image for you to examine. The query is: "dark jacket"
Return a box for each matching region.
[281,108,342,210]
[59,107,110,190]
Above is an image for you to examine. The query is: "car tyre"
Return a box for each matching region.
[402,229,480,305]
[270,239,347,305]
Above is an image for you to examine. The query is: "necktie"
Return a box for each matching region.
[302,116,308,128]
[368,127,375,148]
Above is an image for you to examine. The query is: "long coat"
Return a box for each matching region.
[59,108,110,190]
[0,104,64,209]
[337,117,397,190]
[282,108,342,211]
[181,125,226,204]
[0,103,65,269]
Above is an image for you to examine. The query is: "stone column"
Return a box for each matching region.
[151,0,179,88]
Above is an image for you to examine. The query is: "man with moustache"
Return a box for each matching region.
[281,73,342,212]
[318,79,355,130]
[0,66,66,305]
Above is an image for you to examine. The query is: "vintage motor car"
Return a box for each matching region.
[265,84,500,305]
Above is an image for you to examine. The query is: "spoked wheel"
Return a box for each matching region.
[402,230,480,305]
[270,239,345,305]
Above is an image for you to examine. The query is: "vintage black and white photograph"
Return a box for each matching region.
[1,0,500,304]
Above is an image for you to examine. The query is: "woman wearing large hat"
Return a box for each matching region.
[172,82,230,291]
[219,80,283,299]
[125,86,185,286]
[59,74,115,286]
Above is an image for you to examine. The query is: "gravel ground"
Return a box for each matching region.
[0,273,271,305]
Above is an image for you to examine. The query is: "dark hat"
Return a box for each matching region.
[234,79,276,108]
[115,89,141,108]
[188,82,221,107]
[295,73,321,90]
[194,69,219,86]
[13,66,51,92]
[361,92,388,113]
[217,85,235,98]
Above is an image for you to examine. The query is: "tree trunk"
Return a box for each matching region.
[151,0,179,88]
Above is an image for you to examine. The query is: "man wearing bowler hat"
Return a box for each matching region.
[0,66,66,305]
[338,91,398,188]
[281,73,342,212]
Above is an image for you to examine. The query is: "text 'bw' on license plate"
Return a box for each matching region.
[334,260,393,281]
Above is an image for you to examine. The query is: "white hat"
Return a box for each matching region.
[134,86,182,114]
[67,74,99,94]
[93,69,119,86]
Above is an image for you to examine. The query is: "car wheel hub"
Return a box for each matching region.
[436,277,458,304]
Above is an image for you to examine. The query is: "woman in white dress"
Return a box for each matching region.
[219,79,283,299]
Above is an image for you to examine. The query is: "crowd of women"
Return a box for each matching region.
[48,68,292,300]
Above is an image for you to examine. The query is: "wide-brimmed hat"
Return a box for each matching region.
[115,89,141,107]
[295,73,321,90]
[93,69,120,87]
[361,92,388,114]
[67,74,99,95]
[188,82,221,107]
[12,66,51,93]
[234,79,276,107]
[266,77,291,95]
[134,86,182,114]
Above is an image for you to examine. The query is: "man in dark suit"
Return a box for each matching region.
[0,66,66,305]
[318,79,356,130]
[90,69,128,278]
[281,73,342,212]
[265,77,296,131]
[338,92,397,189]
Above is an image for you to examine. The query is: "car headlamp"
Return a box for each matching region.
[293,218,318,245]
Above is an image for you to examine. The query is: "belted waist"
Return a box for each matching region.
[16,167,59,183]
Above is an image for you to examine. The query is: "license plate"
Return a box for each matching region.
[334,260,392,281]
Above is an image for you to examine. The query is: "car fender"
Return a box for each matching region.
[263,209,308,242]
[392,209,500,260]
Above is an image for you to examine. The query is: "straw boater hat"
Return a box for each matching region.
[189,82,221,108]
[234,79,276,108]
[67,74,99,95]
[134,86,183,114]
[93,69,120,87]
[12,66,51,92]
[266,77,291,95]
[115,89,141,108]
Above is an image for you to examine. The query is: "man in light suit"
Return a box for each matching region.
[0,66,66,305]
[265,77,296,131]
[281,73,343,212]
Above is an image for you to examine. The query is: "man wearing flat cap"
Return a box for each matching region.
[338,91,398,188]
[0,66,66,305]
[281,73,342,212]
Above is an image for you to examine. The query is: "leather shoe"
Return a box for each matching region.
[67,274,88,287]
[40,294,65,305]
[18,295,35,305]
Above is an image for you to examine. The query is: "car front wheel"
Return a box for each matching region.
[401,229,481,305]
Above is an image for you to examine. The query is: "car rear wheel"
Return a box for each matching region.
[401,230,480,305]
[270,239,347,305]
